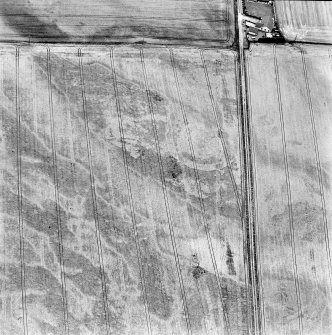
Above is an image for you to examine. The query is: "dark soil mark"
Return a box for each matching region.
[164,155,182,179]
[192,265,208,279]
[226,243,236,276]
[150,90,163,102]
[221,277,249,334]
[140,245,174,320]
[0,4,69,39]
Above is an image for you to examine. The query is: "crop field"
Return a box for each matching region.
[0,45,248,335]
[0,0,234,46]
[246,44,332,335]
[275,0,332,44]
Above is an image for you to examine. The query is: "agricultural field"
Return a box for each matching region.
[246,44,332,335]
[0,45,248,335]
[275,0,332,44]
[0,0,234,46]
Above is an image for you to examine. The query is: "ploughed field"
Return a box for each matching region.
[246,44,332,335]
[0,45,248,335]
[275,0,332,44]
[0,0,234,46]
